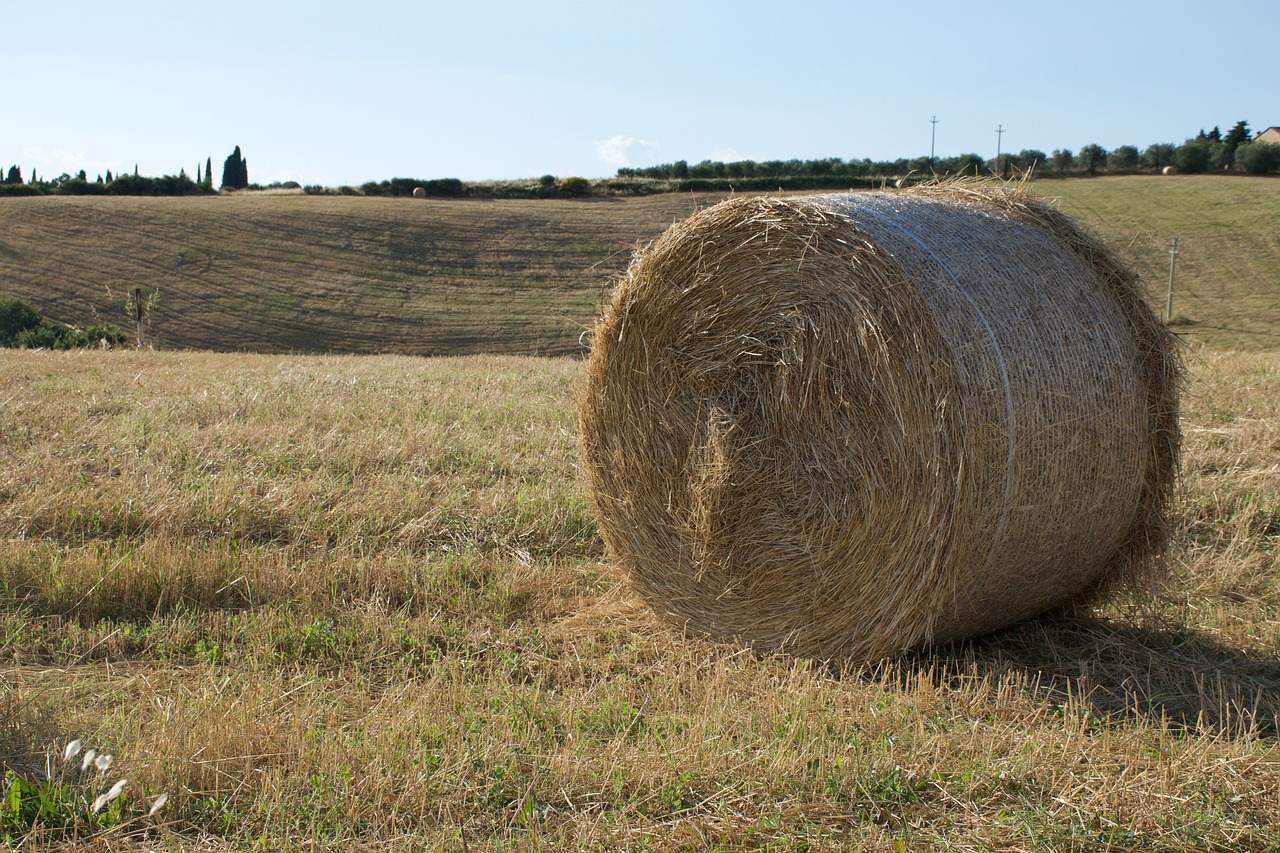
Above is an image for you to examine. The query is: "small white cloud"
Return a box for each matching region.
[711,148,744,162]
[596,135,662,168]
[20,147,128,180]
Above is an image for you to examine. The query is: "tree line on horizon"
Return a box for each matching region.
[618,120,1279,182]
[0,147,261,197]
[2,122,1278,199]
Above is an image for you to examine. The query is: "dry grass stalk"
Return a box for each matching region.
[0,347,1275,849]
[581,179,1180,661]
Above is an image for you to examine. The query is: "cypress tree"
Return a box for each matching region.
[221,146,248,190]
[205,157,213,188]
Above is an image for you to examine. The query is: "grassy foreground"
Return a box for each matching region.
[1,345,1278,850]
[1,176,1277,355]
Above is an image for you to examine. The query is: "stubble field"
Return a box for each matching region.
[2,177,1280,850]
[1,176,1276,354]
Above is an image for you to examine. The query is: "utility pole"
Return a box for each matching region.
[930,115,938,167]
[1165,236,1180,323]
[995,124,1005,178]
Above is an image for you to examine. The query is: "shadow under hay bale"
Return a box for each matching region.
[927,617,1280,738]
[579,181,1180,663]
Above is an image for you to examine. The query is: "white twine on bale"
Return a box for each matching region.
[834,195,1022,584]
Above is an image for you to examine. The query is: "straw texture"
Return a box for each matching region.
[579,182,1179,662]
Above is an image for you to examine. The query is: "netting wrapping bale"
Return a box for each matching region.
[579,183,1180,661]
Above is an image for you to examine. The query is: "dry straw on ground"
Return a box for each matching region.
[580,180,1179,662]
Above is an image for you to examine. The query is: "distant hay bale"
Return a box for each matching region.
[580,181,1180,662]
[412,186,427,198]
[1162,166,1178,176]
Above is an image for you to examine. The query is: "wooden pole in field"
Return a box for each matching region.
[1165,236,1180,323]
[133,287,145,349]
[994,124,1005,178]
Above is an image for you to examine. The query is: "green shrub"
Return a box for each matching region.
[559,177,591,197]
[1235,142,1280,175]
[1143,143,1177,169]
[1014,150,1048,173]
[425,178,466,197]
[1174,140,1214,173]
[13,323,87,350]
[487,183,544,199]
[0,296,41,345]
[0,298,122,349]
[85,323,127,347]
[1110,145,1140,171]
[53,179,107,196]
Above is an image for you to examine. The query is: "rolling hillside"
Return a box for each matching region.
[0,193,717,356]
[1033,176,1280,351]
[1,176,1277,354]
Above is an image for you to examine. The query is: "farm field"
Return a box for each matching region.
[1033,176,1280,351]
[0,192,712,357]
[2,176,1280,849]
[1,175,1278,355]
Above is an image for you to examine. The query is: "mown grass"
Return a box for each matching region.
[1030,176,1280,350]
[1,344,1279,850]
[0,193,710,357]
[3,176,1280,849]
[2,176,1276,356]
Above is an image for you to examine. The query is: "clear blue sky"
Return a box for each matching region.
[5,1,1275,186]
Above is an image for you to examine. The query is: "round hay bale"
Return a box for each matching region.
[579,182,1179,661]
[412,186,427,198]
[1161,166,1178,176]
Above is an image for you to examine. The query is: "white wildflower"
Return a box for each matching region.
[63,739,82,764]
[81,748,98,772]
[148,792,169,816]
[92,778,128,814]
[95,753,113,773]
